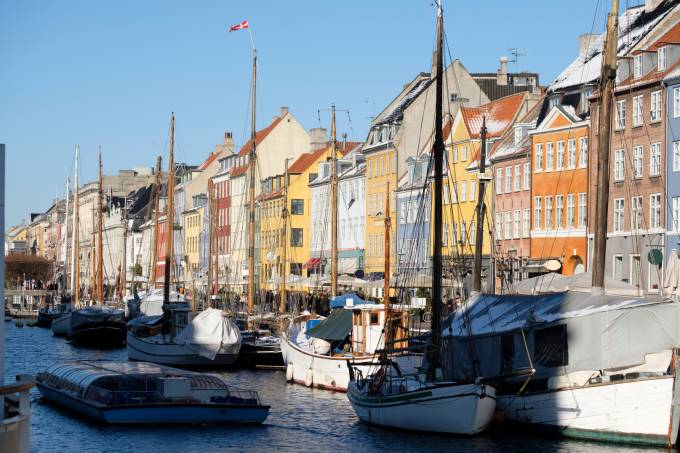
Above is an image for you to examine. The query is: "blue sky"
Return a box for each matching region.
[0,0,627,227]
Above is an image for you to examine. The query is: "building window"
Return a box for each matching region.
[470,180,476,201]
[613,254,623,281]
[633,54,643,79]
[523,163,531,189]
[579,137,588,168]
[567,139,576,169]
[650,259,662,293]
[651,142,662,176]
[514,165,521,192]
[443,223,449,246]
[545,196,553,230]
[614,149,625,181]
[505,167,512,193]
[630,255,642,288]
[674,141,680,172]
[578,192,587,228]
[452,222,458,244]
[651,90,662,122]
[460,180,467,202]
[545,142,553,171]
[673,197,680,231]
[614,198,625,232]
[631,196,643,231]
[566,194,575,228]
[556,141,565,170]
[291,199,304,215]
[469,220,476,245]
[514,209,521,239]
[632,95,643,127]
[534,143,543,172]
[514,126,523,144]
[534,197,542,230]
[633,145,643,178]
[291,228,303,247]
[452,145,458,163]
[650,193,661,229]
[461,145,468,161]
[496,213,503,240]
[659,46,667,71]
[615,100,626,129]
[523,208,531,237]
[504,212,512,240]
[555,195,564,228]
[496,168,503,195]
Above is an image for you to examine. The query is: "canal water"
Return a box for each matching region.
[4,322,660,452]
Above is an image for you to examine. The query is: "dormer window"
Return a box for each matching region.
[514,126,523,145]
[633,54,642,79]
[658,47,667,71]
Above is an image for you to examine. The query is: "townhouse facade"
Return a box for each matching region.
[665,66,680,274]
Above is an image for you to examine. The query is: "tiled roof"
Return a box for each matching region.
[229,116,284,178]
[489,94,546,163]
[461,92,527,140]
[257,188,283,202]
[230,164,249,178]
[288,141,361,174]
[649,21,680,49]
[197,152,219,171]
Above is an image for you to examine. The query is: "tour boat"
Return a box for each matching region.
[36,361,269,424]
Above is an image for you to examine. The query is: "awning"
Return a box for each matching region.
[330,292,366,309]
[304,258,321,269]
[306,308,353,341]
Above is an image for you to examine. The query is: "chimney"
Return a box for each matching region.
[497,56,509,86]
[223,132,234,150]
[309,127,327,151]
[645,0,664,12]
[578,34,599,55]
[280,106,289,117]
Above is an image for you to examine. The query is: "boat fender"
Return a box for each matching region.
[286,363,293,382]
[305,369,313,387]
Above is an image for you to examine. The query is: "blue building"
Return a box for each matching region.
[665,69,680,269]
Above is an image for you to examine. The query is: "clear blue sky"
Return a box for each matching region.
[0,0,631,228]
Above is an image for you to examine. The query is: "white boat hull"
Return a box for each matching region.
[497,376,675,446]
[280,332,421,392]
[347,381,496,434]
[51,314,71,337]
[126,332,240,366]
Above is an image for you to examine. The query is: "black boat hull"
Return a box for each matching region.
[69,323,126,348]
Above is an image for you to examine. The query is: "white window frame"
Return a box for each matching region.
[504,212,512,240]
[633,145,643,178]
[658,46,667,71]
[545,142,554,171]
[496,168,503,195]
[578,192,587,228]
[674,141,680,172]
[545,196,553,230]
[633,54,643,78]
[674,87,680,118]
[613,254,624,281]
[579,137,588,168]
[534,143,543,172]
[616,100,626,130]
[614,149,625,181]
[523,163,531,189]
[523,208,530,238]
[650,193,661,229]
[632,95,643,127]
[614,198,625,232]
[650,90,662,122]
[556,141,565,170]
[496,213,503,240]
[673,197,680,232]
[631,196,643,231]
[630,254,642,288]
[555,195,564,228]
[505,167,512,193]
[567,139,577,169]
[566,193,575,228]
[514,164,521,192]
[534,197,542,230]
[513,209,521,239]
[650,142,662,176]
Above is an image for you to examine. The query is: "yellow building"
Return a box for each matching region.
[444,93,530,280]
[183,206,203,282]
[258,175,285,289]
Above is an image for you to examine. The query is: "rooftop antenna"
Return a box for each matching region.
[508,47,526,71]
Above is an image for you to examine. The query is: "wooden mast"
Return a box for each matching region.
[163,113,175,305]
[330,104,338,297]
[72,145,80,305]
[97,147,104,304]
[280,158,289,313]
[247,49,257,313]
[63,177,70,295]
[150,156,162,288]
[90,208,96,302]
[207,179,215,307]
[592,0,619,292]
[382,181,391,355]
[472,116,488,293]
[427,0,444,382]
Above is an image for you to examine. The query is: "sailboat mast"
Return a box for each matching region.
[383,181,391,351]
[428,1,444,381]
[63,177,70,294]
[91,208,96,302]
[207,179,215,307]
[247,49,258,313]
[280,158,289,313]
[592,0,619,292]
[163,113,175,305]
[150,156,162,287]
[330,104,338,297]
[97,148,104,304]
[472,117,488,293]
[73,145,80,305]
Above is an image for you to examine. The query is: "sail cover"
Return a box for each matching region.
[175,308,241,360]
[307,308,353,342]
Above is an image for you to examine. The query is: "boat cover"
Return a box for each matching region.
[330,292,367,309]
[440,291,680,382]
[307,308,353,341]
[174,308,241,360]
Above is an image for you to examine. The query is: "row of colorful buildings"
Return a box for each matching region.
[9,0,680,299]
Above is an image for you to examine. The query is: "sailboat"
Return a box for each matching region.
[126,113,241,366]
[345,3,497,434]
[69,148,126,348]
[52,146,80,337]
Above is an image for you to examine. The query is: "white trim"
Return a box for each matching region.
[530,228,586,238]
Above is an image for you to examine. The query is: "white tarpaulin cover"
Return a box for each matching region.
[175,308,241,360]
[664,249,680,300]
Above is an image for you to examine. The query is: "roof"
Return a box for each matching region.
[471,77,535,102]
[550,3,677,92]
[373,74,433,127]
[288,141,360,174]
[461,92,528,140]
[229,116,284,178]
[489,95,546,163]
[256,188,283,202]
[197,152,219,171]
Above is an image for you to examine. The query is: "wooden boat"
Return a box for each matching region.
[51,312,71,336]
[36,361,269,424]
[69,305,126,347]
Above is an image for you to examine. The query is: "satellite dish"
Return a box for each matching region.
[544,259,562,272]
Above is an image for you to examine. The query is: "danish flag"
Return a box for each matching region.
[229,20,249,32]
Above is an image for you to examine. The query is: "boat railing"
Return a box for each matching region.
[85,385,262,406]
[0,375,35,452]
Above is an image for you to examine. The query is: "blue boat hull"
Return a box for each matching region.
[36,384,270,425]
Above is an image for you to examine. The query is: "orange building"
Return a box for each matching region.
[529,105,589,275]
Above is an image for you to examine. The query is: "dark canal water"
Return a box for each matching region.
[4,322,662,452]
